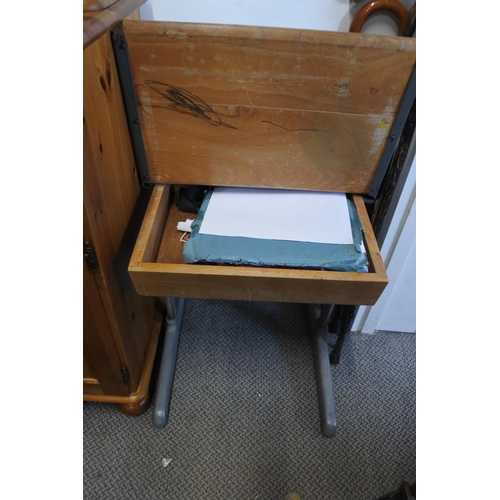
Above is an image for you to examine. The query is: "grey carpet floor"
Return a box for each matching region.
[83,299,415,500]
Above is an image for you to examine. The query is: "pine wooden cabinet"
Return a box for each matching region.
[83,0,163,414]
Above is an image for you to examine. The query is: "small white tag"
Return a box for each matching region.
[177,218,194,233]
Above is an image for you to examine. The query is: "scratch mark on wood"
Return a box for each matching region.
[262,120,325,133]
[245,88,254,107]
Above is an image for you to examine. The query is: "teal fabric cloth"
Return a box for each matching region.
[183,190,369,272]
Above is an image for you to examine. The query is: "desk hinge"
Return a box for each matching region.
[84,241,98,275]
[121,366,130,386]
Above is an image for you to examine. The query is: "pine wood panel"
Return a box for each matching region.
[124,21,415,193]
[84,308,164,405]
[129,184,387,305]
[83,32,159,396]
[83,0,146,49]
[84,211,129,397]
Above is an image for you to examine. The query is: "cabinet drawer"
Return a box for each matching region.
[129,184,387,305]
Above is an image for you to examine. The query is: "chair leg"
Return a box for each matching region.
[152,297,185,428]
[308,304,337,437]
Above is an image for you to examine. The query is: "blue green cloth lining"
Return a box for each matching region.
[182,190,369,272]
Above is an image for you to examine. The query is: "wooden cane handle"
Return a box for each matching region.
[350,0,409,36]
[83,0,118,12]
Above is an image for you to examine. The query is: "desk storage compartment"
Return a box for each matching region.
[129,184,387,305]
[123,21,415,307]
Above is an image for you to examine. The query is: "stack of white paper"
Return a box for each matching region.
[198,187,353,245]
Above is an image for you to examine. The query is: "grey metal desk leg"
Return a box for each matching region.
[308,304,337,437]
[153,297,185,428]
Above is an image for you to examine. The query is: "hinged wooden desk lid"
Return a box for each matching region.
[123,20,415,193]
[124,20,416,305]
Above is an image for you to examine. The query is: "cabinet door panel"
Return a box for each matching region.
[83,32,158,394]
[83,252,130,397]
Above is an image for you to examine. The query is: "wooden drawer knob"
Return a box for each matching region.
[350,0,409,36]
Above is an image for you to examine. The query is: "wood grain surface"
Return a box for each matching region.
[128,184,388,305]
[83,0,146,49]
[84,33,158,394]
[124,21,415,193]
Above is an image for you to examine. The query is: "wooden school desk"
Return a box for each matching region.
[84,3,416,436]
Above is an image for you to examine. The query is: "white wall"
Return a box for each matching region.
[352,154,416,333]
[138,0,416,333]
[140,0,416,35]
